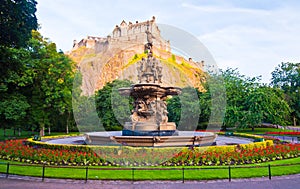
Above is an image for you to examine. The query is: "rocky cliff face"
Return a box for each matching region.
[68,43,206,96]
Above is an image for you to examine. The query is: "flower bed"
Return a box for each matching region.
[165,143,300,166]
[0,140,102,166]
[265,131,300,136]
[0,138,299,166]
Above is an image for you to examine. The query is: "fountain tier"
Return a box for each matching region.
[85,131,217,147]
[119,83,181,136]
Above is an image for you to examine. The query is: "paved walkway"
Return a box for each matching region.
[1,174,300,189]
[286,126,300,132]
[276,125,300,131]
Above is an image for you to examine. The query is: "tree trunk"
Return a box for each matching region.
[66,123,69,134]
[66,112,70,134]
[3,127,6,137]
[251,126,254,131]
[293,116,297,127]
[18,128,21,136]
[13,127,16,136]
[48,126,51,135]
[40,126,45,136]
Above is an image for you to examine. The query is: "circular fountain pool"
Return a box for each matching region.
[43,132,253,146]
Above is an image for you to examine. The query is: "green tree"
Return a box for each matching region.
[222,68,290,130]
[202,72,226,130]
[197,90,211,129]
[72,73,101,132]
[0,93,30,136]
[0,0,37,136]
[167,87,201,131]
[271,62,300,126]
[23,31,75,135]
[0,2,75,136]
[0,0,38,88]
[0,0,38,48]
[167,96,181,127]
[244,86,290,129]
[221,68,259,129]
[0,47,32,135]
[167,73,226,131]
[95,80,133,131]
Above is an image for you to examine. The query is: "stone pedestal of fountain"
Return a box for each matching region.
[119,83,181,136]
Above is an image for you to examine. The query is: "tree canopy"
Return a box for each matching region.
[95,79,133,131]
[0,0,38,48]
[221,68,290,130]
[271,62,300,126]
[0,30,76,136]
[167,87,201,131]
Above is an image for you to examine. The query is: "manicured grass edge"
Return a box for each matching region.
[1,157,299,181]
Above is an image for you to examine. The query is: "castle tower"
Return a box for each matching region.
[72,17,170,53]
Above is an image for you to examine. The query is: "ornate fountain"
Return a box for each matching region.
[85,29,217,147]
[119,42,181,136]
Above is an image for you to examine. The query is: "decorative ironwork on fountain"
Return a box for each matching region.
[118,28,181,136]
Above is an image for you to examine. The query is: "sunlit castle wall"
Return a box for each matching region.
[72,16,171,52]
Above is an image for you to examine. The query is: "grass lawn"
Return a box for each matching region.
[234,127,294,134]
[0,157,299,181]
[0,128,38,141]
[0,129,79,141]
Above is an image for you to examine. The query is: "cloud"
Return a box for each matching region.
[178,1,300,82]
[198,22,300,82]
[181,2,271,15]
[36,0,300,83]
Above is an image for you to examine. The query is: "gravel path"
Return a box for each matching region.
[1,173,300,189]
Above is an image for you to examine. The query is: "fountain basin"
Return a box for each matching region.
[85,131,217,147]
[43,133,254,146]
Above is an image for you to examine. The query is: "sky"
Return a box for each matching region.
[36,0,300,83]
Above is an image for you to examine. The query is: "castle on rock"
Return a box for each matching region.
[72,16,171,52]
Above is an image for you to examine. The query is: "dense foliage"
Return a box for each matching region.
[167,68,292,131]
[0,1,77,135]
[0,30,76,136]
[0,0,38,48]
[167,87,202,130]
[0,31,76,135]
[95,80,133,131]
[221,68,291,130]
[271,62,300,126]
